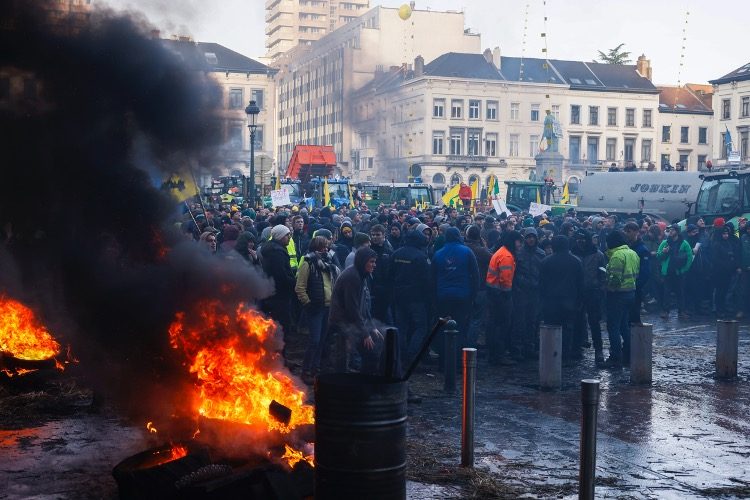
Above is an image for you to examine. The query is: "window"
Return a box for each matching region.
[642,139,652,162]
[570,105,581,125]
[433,99,445,118]
[486,101,498,120]
[661,154,671,167]
[742,131,749,159]
[469,100,480,119]
[662,125,671,143]
[589,106,599,126]
[510,102,520,120]
[228,121,243,150]
[552,104,560,121]
[606,138,617,161]
[451,99,463,119]
[626,108,635,127]
[699,127,707,144]
[698,155,707,169]
[432,132,444,154]
[569,136,581,163]
[228,88,243,109]
[509,134,519,157]
[743,96,750,118]
[624,138,635,162]
[450,130,463,155]
[485,133,497,156]
[587,137,599,163]
[253,125,264,150]
[468,130,481,156]
[252,89,264,108]
[643,109,652,128]
[530,135,539,156]
[607,107,617,126]
[681,126,689,144]
[720,132,728,159]
[723,98,731,119]
[531,104,540,122]
[679,154,689,169]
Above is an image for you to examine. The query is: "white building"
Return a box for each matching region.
[352,50,661,196]
[710,62,750,164]
[163,39,277,188]
[655,85,713,171]
[265,0,370,61]
[274,5,481,177]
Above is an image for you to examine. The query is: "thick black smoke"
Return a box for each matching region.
[0,1,273,414]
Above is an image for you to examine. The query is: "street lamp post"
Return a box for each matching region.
[245,99,260,207]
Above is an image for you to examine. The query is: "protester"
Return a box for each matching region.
[604,230,640,368]
[657,225,693,319]
[486,230,523,365]
[261,225,297,348]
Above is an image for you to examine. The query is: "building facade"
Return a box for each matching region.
[163,39,277,188]
[352,51,661,196]
[274,6,481,177]
[265,0,369,61]
[655,85,713,171]
[710,62,750,164]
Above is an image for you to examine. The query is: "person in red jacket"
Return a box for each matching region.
[486,230,523,365]
[458,182,472,211]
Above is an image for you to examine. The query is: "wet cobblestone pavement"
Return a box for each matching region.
[406,313,750,498]
[1,313,749,498]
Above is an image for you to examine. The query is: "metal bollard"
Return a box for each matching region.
[443,320,458,393]
[539,324,562,390]
[630,323,653,385]
[579,379,600,500]
[461,348,477,468]
[716,320,739,379]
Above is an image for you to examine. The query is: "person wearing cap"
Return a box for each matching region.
[603,230,640,368]
[388,223,403,250]
[261,225,297,349]
[623,221,651,325]
[684,222,709,315]
[572,230,607,363]
[334,221,355,265]
[511,227,546,359]
[656,225,693,319]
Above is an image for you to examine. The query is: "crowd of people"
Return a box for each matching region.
[178,197,750,386]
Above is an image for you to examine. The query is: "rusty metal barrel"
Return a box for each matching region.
[314,373,407,500]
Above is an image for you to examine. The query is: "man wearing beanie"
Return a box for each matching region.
[261,225,296,349]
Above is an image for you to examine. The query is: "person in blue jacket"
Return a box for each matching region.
[431,227,480,370]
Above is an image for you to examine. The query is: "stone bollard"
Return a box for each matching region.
[539,324,562,390]
[630,323,653,384]
[716,320,739,379]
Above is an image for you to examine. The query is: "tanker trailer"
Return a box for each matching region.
[575,171,702,222]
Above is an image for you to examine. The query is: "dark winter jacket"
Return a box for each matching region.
[514,232,546,292]
[388,231,431,304]
[261,239,297,304]
[572,234,607,292]
[328,248,377,341]
[629,238,651,287]
[465,239,492,290]
[431,237,480,301]
[540,236,584,310]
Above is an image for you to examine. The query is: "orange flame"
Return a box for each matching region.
[281,444,314,468]
[0,296,60,360]
[146,421,158,434]
[168,300,314,434]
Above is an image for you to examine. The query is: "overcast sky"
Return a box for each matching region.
[100,0,748,84]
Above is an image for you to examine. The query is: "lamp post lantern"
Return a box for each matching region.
[245,99,260,207]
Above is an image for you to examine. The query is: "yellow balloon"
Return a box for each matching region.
[398,4,412,20]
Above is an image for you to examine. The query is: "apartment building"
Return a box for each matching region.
[655,85,713,170]
[352,50,661,192]
[274,5,481,177]
[710,62,750,163]
[265,0,369,61]
[163,39,277,185]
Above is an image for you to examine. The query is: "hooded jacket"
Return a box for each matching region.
[432,228,479,301]
[540,236,583,309]
[606,244,640,291]
[328,247,377,341]
[572,232,606,291]
[514,228,546,291]
[388,230,431,303]
[656,235,693,276]
[261,238,297,303]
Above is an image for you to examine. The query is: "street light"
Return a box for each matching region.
[245,99,260,207]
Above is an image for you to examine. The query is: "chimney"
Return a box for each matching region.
[414,55,424,77]
[483,48,493,65]
[492,46,501,68]
[636,54,652,81]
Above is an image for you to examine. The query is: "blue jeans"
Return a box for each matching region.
[606,291,635,362]
[303,306,329,374]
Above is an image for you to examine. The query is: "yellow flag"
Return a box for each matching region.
[161,171,197,203]
[441,183,460,206]
[536,188,541,204]
[348,183,355,207]
[561,182,570,204]
[323,178,331,206]
[275,175,281,190]
[470,178,479,213]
